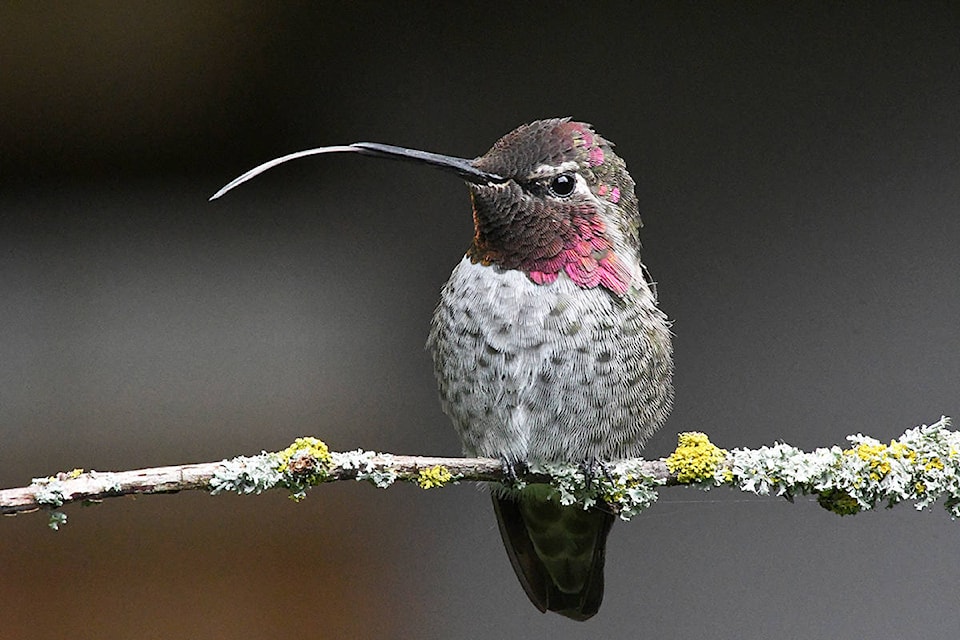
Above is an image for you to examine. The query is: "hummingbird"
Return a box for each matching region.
[211,118,674,620]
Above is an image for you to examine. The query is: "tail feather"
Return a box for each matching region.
[492,490,615,621]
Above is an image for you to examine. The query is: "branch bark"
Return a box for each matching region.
[3,417,958,527]
[0,452,670,516]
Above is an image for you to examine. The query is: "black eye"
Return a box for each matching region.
[548,172,576,197]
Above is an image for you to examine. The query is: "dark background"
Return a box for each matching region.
[2,3,959,638]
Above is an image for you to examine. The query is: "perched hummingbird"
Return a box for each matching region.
[211,118,674,620]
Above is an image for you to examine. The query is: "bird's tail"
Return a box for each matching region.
[492,486,615,621]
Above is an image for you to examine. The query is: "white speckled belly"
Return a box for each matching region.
[427,257,673,463]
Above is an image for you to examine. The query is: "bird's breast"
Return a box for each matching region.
[427,257,673,463]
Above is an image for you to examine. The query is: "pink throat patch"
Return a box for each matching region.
[528,253,631,295]
[525,214,632,295]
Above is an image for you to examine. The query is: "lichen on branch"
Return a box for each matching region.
[2,417,958,529]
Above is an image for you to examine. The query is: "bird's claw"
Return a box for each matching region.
[499,456,527,487]
[581,458,615,491]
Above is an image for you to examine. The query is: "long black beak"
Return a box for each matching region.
[210,142,505,201]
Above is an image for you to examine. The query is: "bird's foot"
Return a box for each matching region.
[580,458,609,490]
[582,458,620,514]
[580,458,614,491]
[499,456,527,488]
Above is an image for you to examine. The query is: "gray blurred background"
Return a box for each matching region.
[2,3,959,638]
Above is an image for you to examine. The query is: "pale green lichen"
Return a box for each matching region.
[48,511,68,530]
[417,465,453,489]
[723,417,960,518]
[33,484,66,508]
[725,441,838,499]
[29,469,124,530]
[332,449,398,488]
[666,432,728,483]
[526,460,661,521]
[604,460,663,520]
[94,471,123,494]
[828,418,960,515]
[31,422,960,530]
[211,437,336,501]
[209,452,284,495]
[32,475,69,508]
[534,461,591,508]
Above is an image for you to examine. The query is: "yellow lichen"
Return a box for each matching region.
[845,441,894,479]
[848,441,887,462]
[603,486,626,503]
[276,437,332,475]
[602,474,645,504]
[417,465,453,489]
[67,468,84,479]
[888,441,916,461]
[665,432,727,483]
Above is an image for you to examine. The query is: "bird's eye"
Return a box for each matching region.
[547,173,576,197]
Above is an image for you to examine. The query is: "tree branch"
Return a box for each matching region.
[3,417,958,529]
